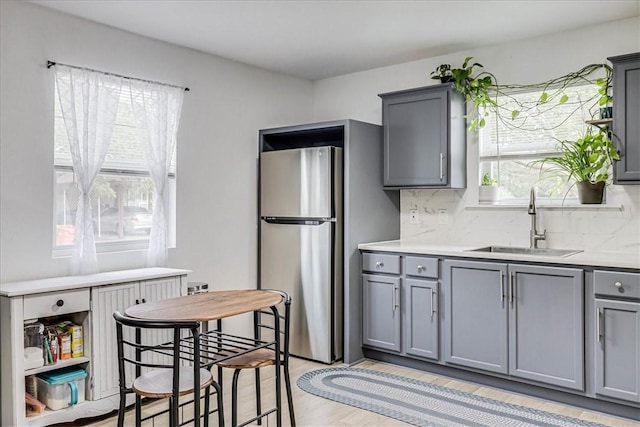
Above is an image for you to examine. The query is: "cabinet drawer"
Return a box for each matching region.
[362,253,401,274]
[405,256,438,278]
[23,289,90,319]
[594,270,640,299]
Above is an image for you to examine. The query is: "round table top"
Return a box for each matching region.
[125,289,284,321]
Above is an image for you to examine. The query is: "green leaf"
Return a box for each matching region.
[479,118,486,128]
[559,94,569,104]
[599,97,608,106]
[511,110,520,120]
[539,92,548,104]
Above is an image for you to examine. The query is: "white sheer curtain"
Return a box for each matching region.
[55,65,123,274]
[129,81,183,267]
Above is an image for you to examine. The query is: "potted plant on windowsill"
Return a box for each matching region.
[531,128,619,204]
[479,173,499,204]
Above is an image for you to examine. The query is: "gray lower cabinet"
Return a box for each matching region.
[362,273,401,352]
[609,52,640,184]
[404,278,438,360]
[443,260,508,374]
[508,264,584,391]
[443,260,584,390]
[595,299,640,403]
[362,253,440,359]
[593,270,640,403]
[378,84,466,189]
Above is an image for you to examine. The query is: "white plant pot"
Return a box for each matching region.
[479,185,499,204]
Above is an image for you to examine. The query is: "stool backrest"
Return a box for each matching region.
[112,311,201,392]
[255,290,291,360]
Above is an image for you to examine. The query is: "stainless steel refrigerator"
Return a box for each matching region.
[259,146,342,363]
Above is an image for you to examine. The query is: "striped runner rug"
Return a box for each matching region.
[296,367,607,427]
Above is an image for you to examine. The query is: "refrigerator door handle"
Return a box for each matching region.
[263,218,328,225]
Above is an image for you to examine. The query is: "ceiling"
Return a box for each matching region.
[31,1,640,81]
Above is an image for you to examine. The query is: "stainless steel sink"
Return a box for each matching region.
[466,246,583,258]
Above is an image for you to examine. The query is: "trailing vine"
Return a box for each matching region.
[431,58,612,132]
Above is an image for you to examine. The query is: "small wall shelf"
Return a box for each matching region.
[586,118,613,130]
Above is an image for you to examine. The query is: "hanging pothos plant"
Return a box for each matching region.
[430,58,612,132]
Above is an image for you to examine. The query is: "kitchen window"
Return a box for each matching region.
[478,83,600,204]
[53,84,176,251]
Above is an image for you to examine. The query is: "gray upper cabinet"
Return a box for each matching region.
[609,52,640,184]
[379,84,466,189]
[443,260,509,374]
[508,264,584,391]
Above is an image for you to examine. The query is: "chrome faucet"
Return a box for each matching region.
[528,188,546,248]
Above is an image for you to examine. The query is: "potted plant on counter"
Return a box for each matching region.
[531,128,619,204]
[479,173,499,204]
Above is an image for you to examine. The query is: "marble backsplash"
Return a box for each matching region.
[400,184,640,255]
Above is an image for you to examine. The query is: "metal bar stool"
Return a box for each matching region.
[216,290,295,426]
[113,311,224,427]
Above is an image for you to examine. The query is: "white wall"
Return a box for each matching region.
[313,17,640,254]
[0,1,314,284]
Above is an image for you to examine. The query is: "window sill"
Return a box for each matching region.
[466,204,624,212]
[53,240,150,258]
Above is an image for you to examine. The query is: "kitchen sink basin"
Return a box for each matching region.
[466,246,583,258]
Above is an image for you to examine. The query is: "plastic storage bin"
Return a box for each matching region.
[36,367,87,410]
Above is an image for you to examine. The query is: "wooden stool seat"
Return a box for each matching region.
[217,348,275,370]
[133,367,213,399]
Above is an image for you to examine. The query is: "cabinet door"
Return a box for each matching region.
[611,54,640,183]
[91,282,140,400]
[404,278,438,360]
[139,277,183,369]
[443,260,508,374]
[508,265,584,390]
[362,274,401,352]
[382,90,448,187]
[595,300,640,403]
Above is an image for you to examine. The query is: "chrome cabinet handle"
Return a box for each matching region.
[597,308,603,342]
[500,271,505,302]
[430,289,436,318]
[376,261,384,269]
[614,281,623,289]
[509,272,514,304]
[439,153,444,180]
[392,285,399,311]
[417,265,425,273]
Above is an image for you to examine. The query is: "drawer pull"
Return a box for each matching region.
[417,265,425,272]
[376,261,384,268]
[56,299,64,307]
[614,281,623,289]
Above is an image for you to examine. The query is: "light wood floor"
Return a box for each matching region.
[82,357,638,427]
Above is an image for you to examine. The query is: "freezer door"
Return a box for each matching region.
[260,147,335,218]
[260,219,334,363]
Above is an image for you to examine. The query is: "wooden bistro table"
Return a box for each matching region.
[125,289,285,427]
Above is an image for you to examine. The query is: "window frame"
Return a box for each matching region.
[477,82,602,205]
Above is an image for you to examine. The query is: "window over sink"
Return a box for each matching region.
[478,83,602,205]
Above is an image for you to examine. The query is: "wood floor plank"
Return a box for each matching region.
[80,357,638,427]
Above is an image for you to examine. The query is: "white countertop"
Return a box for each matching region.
[358,240,640,270]
[0,267,191,297]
